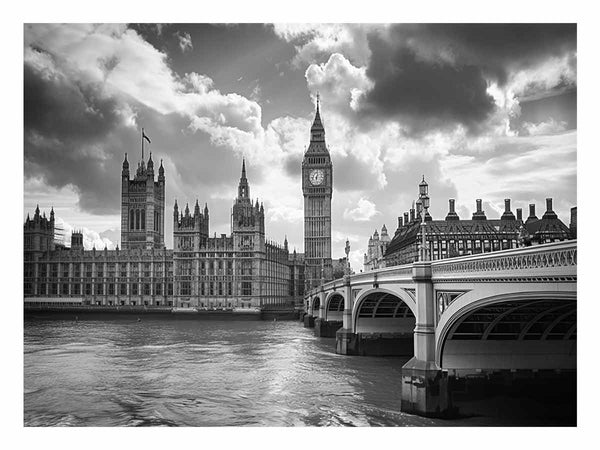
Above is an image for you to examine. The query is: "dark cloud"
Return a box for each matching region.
[24,58,122,141]
[511,89,577,134]
[415,24,576,85]
[361,35,495,134]
[358,24,576,135]
[24,57,128,213]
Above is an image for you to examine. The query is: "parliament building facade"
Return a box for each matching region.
[24,123,317,309]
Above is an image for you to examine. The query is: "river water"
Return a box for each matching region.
[24,316,493,427]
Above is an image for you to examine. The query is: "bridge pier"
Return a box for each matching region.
[401,358,452,417]
[303,314,315,328]
[401,261,452,417]
[335,277,354,354]
[336,330,413,356]
[314,318,343,337]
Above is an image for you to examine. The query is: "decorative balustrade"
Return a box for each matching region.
[306,264,414,297]
[431,240,576,277]
[305,241,577,299]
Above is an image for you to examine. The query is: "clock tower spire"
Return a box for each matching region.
[302,94,333,289]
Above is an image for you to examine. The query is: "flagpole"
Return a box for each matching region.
[141,128,144,161]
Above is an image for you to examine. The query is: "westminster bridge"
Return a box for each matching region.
[303,240,577,418]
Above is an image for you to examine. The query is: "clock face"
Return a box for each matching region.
[309,169,325,186]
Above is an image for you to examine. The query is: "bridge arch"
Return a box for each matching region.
[324,292,345,321]
[352,288,416,335]
[436,291,576,370]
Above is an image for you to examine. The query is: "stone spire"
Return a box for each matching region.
[158,158,165,181]
[310,92,325,143]
[238,158,250,200]
[122,153,129,178]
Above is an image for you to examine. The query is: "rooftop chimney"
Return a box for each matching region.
[542,197,558,219]
[398,216,403,228]
[516,208,523,222]
[404,212,409,225]
[527,203,538,223]
[472,199,487,220]
[501,198,516,221]
[410,208,415,222]
[570,206,577,238]
[445,198,460,221]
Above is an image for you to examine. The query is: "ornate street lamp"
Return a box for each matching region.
[344,238,351,276]
[418,176,430,261]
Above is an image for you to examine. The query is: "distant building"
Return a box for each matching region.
[333,256,350,279]
[384,179,575,267]
[24,156,305,308]
[363,225,390,272]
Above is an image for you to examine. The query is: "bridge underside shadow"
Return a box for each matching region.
[337,292,415,356]
[441,298,576,422]
[402,296,577,421]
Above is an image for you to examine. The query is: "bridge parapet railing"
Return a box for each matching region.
[431,240,577,280]
[305,264,414,298]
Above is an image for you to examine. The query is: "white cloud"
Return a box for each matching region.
[508,53,576,101]
[305,53,373,113]
[343,198,380,222]
[176,31,193,53]
[55,217,115,250]
[272,23,381,68]
[522,118,568,136]
[439,130,576,222]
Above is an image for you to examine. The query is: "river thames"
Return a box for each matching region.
[25,316,555,427]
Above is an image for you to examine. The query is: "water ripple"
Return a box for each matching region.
[25,318,448,427]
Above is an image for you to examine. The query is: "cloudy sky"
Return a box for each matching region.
[23,23,576,270]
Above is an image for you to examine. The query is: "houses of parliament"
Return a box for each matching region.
[23,100,334,309]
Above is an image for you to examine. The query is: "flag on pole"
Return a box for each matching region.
[142,129,151,144]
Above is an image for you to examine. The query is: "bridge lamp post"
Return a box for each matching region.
[418,176,430,261]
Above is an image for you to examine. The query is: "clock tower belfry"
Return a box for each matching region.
[302,94,333,289]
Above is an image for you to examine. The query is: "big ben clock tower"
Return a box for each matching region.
[302,94,333,289]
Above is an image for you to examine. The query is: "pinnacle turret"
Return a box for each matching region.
[122,153,129,178]
[147,152,154,172]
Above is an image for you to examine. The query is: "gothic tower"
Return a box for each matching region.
[302,95,333,289]
[120,145,166,249]
[232,159,266,306]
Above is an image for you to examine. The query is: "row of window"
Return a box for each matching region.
[25,282,174,296]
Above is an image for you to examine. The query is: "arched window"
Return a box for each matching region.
[136,209,140,230]
[130,209,134,230]
[141,209,145,230]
